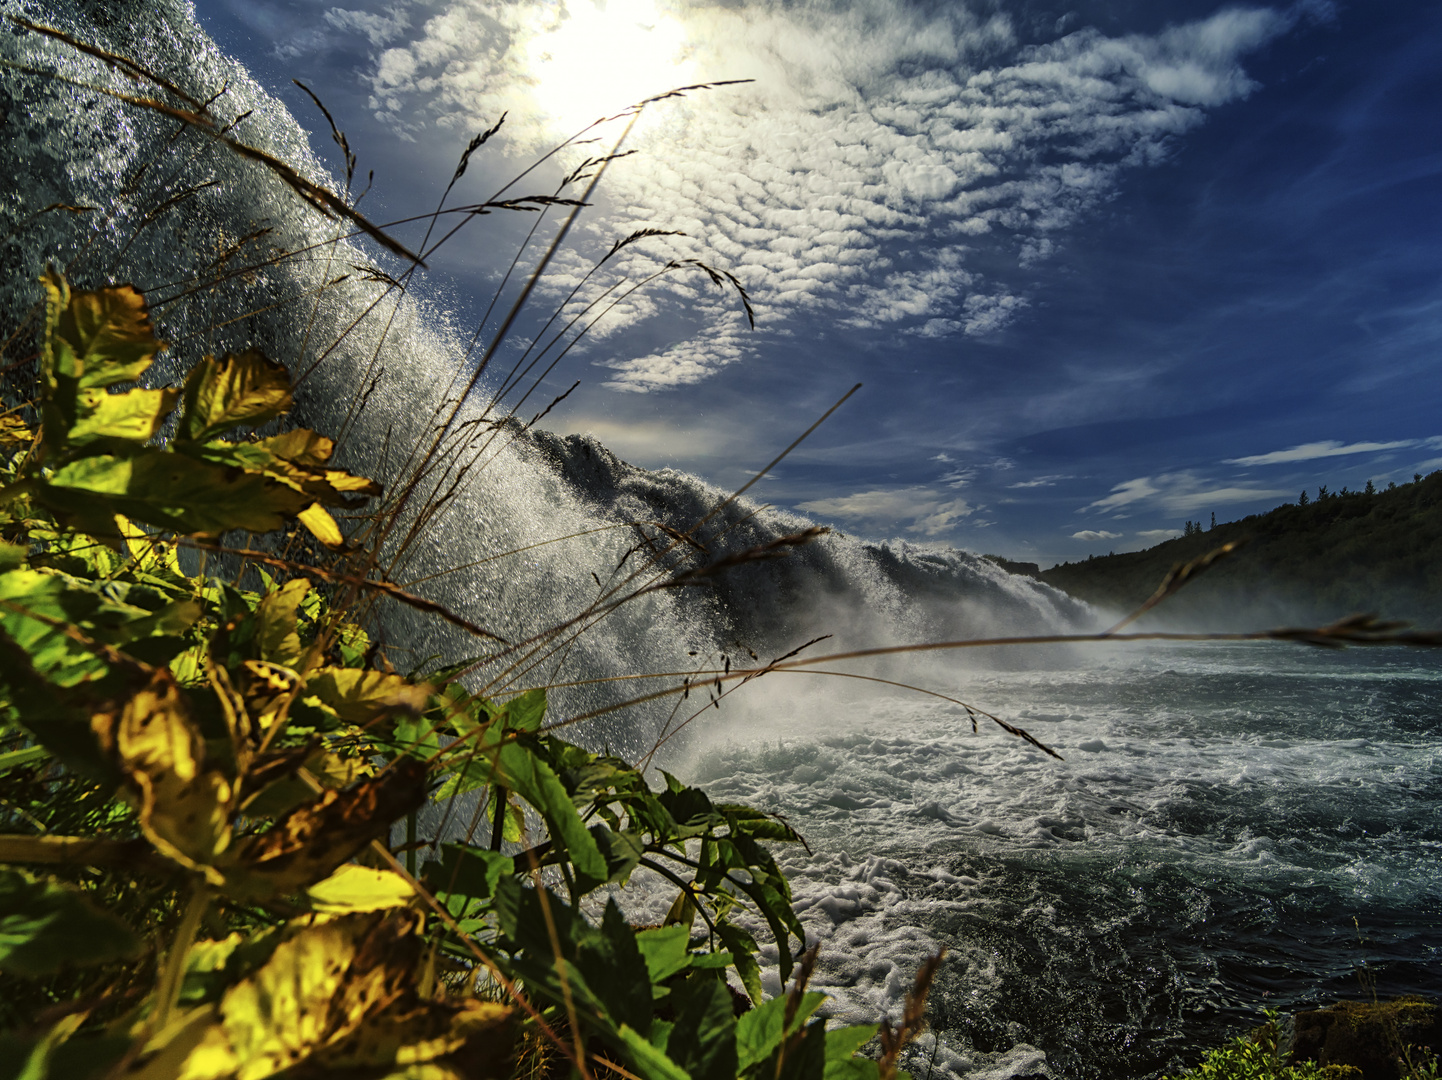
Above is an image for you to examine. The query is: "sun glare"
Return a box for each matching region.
[525,0,695,136]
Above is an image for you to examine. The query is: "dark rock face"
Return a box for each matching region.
[1290,998,1440,1080]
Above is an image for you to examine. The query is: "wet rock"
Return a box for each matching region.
[1289,997,1440,1080]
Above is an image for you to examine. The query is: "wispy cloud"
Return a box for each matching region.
[797,486,974,536]
[1009,474,1069,489]
[1086,472,1290,514]
[1136,528,1183,541]
[1072,529,1121,541]
[1224,438,1423,466]
[324,0,1309,389]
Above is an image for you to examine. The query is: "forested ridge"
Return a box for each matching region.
[1037,471,1442,626]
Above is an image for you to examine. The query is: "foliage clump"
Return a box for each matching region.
[0,275,930,1080]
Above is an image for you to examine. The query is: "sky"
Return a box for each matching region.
[197,0,1442,567]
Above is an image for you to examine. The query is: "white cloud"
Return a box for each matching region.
[1008,474,1069,488]
[1136,528,1183,541]
[325,6,413,46]
[797,486,974,536]
[1086,476,1159,512]
[1224,438,1423,466]
[337,0,1302,388]
[1086,472,1290,514]
[1071,529,1121,541]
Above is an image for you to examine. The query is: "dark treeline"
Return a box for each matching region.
[1038,471,1442,627]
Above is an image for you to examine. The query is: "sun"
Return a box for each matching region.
[524,0,695,137]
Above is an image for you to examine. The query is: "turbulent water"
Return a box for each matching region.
[3,5,1439,1079]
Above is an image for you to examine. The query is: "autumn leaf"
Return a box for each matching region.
[176,350,292,443]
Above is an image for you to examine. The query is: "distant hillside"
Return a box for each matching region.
[1037,471,1442,627]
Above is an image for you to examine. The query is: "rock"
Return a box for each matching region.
[1289,997,1440,1080]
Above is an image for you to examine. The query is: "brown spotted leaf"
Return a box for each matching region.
[222,757,427,901]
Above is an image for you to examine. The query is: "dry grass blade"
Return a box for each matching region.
[451,112,507,188]
[1267,613,1439,649]
[669,258,756,329]
[1104,539,1249,634]
[293,79,357,191]
[878,950,945,1080]
[601,228,686,266]
[782,944,821,1033]
[689,384,861,538]
[527,379,580,428]
[181,540,512,644]
[10,16,207,112]
[664,527,829,586]
[0,49,424,266]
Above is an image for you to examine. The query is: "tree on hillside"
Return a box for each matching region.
[1318,485,1330,500]
[1299,490,1310,505]
[1365,479,1377,495]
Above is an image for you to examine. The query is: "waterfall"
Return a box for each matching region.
[0,0,1090,758]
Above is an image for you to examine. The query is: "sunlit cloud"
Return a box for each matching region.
[797,486,974,536]
[324,0,1311,390]
[1136,528,1183,541]
[1071,529,1121,540]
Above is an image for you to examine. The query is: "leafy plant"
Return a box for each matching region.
[0,273,913,1080]
[1164,1014,1355,1080]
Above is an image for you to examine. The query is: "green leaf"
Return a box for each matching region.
[0,867,143,976]
[737,993,828,1074]
[636,925,692,986]
[824,1026,881,1080]
[617,1024,693,1080]
[497,740,608,886]
[176,349,292,442]
[421,844,513,902]
[667,975,738,1080]
[0,745,49,774]
[715,922,764,1006]
[305,668,430,726]
[574,900,655,1034]
[500,688,547,732]
[35,449,312,538]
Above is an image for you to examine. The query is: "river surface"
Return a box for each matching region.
[653,643,1442,1080]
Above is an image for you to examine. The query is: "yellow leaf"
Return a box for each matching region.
[66,385,178,445]
[307,865,415,913]
[0,413,33,446]
[221,759,427,901]
[109,670,232,876]
[209,910,423,1079]
[38,449,313,538]
[177,350,293,443]
[319,999,515,1072]
[259,428,335,466]
[256,578,309,667]
[41,268,163,388]
[297,503,343,547]
[305,668,429,725]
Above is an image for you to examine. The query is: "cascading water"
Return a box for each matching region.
[5,7,1439,1080]
[0,0,1088,743]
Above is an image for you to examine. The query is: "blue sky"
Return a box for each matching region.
[198,0,1442,566]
